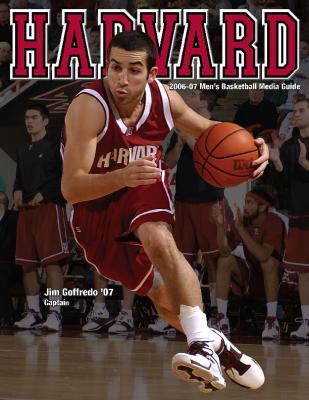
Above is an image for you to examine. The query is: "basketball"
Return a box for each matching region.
[193,122,259,188]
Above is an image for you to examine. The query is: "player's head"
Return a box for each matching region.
[248,88,264,105]
[0,191,8,217]
[293,97,309,129]
[106,30,158,105]
[25,103,49,136]
[244,187,275,220]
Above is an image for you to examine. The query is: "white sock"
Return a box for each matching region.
[209,283,217,307]
[217,298,228,317]
[93,302,107,313]
[122,308,132,317]
[301,305,309,320]
[266,302,277,318]
[49,295,62,313]
[27,295,40,313]
[179,305,210,346]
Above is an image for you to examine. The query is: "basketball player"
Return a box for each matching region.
[14,103,70,331]
[270,96,309,340]
[62,31,268,393]
[212,188,286,340]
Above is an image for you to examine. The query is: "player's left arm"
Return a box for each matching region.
[165,85,269,178]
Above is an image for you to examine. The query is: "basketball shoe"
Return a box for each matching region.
[172,341,226,393]
[82,306,114,332]
[42,310,62,332]
[108,310,134,334]
[14,309,42,329]
[290,319,309,340]
[262,317,280,340]
[210,328,265,390]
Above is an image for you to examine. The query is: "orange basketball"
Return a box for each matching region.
[193,122,259,188]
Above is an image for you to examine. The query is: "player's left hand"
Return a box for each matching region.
[28,192,44,207]
[252,138,269,179]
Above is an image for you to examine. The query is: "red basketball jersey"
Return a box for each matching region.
[75,78,174,175]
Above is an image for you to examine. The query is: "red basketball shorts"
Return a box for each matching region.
[15,203,71,268]
[71,171,174,296]
[283,226,309,273]
[173,198,233,263]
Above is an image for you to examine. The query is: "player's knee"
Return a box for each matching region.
[217,255,234,272]
[138,222,174,261]
[22,265,37,273]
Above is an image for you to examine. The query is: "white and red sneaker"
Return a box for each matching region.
[172,341,226,394]
[211,328,265,390]
[262,317,280,340]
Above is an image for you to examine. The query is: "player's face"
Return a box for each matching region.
[248,89,264,105]
[25,110,48,136]
[107,47,157,106]
[243,195,259,220]
[293,101,309,129]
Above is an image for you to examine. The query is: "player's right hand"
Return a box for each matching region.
[118,157,162,187]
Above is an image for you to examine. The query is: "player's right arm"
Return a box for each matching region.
[62,95,161,205]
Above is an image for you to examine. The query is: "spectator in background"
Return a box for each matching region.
[9,0,51,8]
[82,270,135,334]
[95,0,136,13]
[13,103,71,332]
[212,187,286,339]
[280,40,309,113]
[9,0,28,8]
[0,41,11,92]
[48,9,62,55]
[208,0,232,22]
[0,1,11,45]
[0,192,22,326]
[234,88,278,138]
[270,97,309,340]
[88,26,100,62]
[238,0,262,22]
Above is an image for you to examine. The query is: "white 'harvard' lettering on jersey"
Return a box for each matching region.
[75,78,174,173]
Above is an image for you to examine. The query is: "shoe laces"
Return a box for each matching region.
[188,341,214,357]
[265,316,277,329]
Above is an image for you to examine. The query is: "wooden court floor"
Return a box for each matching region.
[0,331,308,400]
